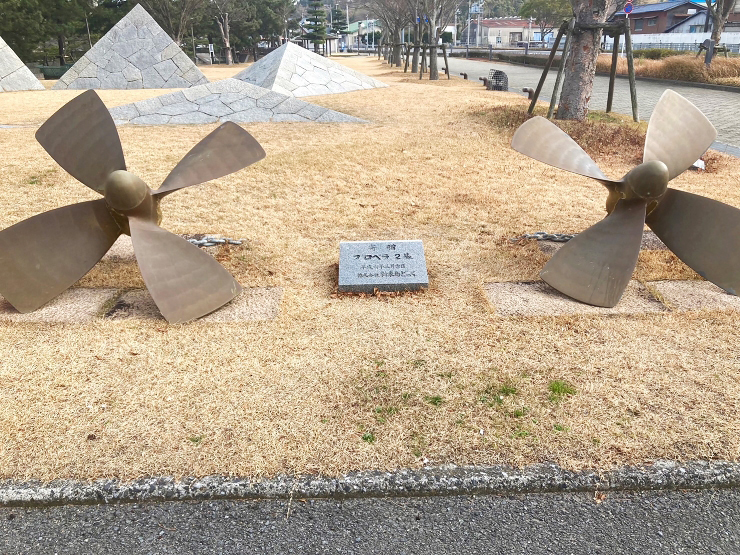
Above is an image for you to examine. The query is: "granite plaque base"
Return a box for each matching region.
[338,240,429,293]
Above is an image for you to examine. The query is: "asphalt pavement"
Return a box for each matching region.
[443,56,740,149]
[1,489,738,554]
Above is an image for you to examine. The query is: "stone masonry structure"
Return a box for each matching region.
[232,42,387,97]
[53,4,207,90]
[109,78,365,124]
[0,36,44,92]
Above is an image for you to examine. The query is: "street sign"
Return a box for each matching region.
[624,2,633,13]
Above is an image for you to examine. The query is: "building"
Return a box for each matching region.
[460,18,539,47]
[612,0,707,34]
[345,20,381,50]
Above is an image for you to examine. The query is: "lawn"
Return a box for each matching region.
[0,57,738,482]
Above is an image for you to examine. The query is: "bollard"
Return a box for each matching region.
[460,72,468,79]
[479,77,488,88]
[523,87,535,100]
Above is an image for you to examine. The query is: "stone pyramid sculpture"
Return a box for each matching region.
[53,4,207,90]
[232,42,387,97]
[109,78,365,124]
[0,36,44,92]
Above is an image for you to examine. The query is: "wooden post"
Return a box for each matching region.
[548,18,574,119]
[419,45,425,79]
[527,21,566,114]
[624,21,639,122]
[606,31,620,113]
[441,44,450,79]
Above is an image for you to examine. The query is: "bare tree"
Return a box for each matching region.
[556,0,617,120]
[371,0,411,66]
[140,0,208,44]
[210,0,255,64]
[706,0,736,45]
[418,0,458,79]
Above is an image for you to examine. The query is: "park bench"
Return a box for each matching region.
[697,39,729,59]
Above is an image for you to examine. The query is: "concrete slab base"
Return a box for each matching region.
[649,280,740,311]
[0,287,281,323]
[537,231,668,256]
[484,281,667,317]
[104,287,282,322]
[0,288,118,323]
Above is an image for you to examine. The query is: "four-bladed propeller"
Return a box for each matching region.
[0,90,266,323]
[512,89,740,307]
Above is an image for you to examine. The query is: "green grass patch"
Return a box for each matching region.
[425,395,444,406]
[478,383,518,407]
[548,380,576,402]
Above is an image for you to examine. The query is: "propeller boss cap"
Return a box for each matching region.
[104,170,149,211]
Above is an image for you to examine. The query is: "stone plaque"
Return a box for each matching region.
[338,240,429,293]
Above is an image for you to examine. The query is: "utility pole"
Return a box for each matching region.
[476,3,482,46]
[467,0,471,46]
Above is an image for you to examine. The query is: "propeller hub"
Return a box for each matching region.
[625,160,669,200]
[104,170,149,212]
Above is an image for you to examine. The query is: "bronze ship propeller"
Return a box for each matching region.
[0,90,266,323]
[512,89,740,308]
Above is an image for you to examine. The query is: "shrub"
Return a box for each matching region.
[632,48,683,60]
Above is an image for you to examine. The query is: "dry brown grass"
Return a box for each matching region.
[597,53,740,85]
[0,57,739,482]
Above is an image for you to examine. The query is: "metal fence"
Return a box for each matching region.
[602,42,740,53]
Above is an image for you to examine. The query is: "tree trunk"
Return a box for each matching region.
[556,26,600,120]
[710,7,724,43]
[216,13,232,64]
[57,34,66,66]
[411,22,420,73]
[428,22,439,80]
[556,0,615,120]
[393,28,403,67]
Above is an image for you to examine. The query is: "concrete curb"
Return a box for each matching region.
[2,460,740,507]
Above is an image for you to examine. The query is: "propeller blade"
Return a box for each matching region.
[540,199,647,307]
[511,116,621,187]
[155,122,265,197]
[646,188,740,295]
[643,90,717,181]
[128,216,242,323]
[0,200,121,312]
[35,90,126,194]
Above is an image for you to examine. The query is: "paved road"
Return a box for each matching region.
[2,489,739,554]
[445,57,740,148]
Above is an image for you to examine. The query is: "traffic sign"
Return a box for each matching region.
[624,3,633,13]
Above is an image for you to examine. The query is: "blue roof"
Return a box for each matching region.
[614,0,706,16]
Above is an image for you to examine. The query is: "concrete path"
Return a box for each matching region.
[2,489,739,554]
[444,57,740,148]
